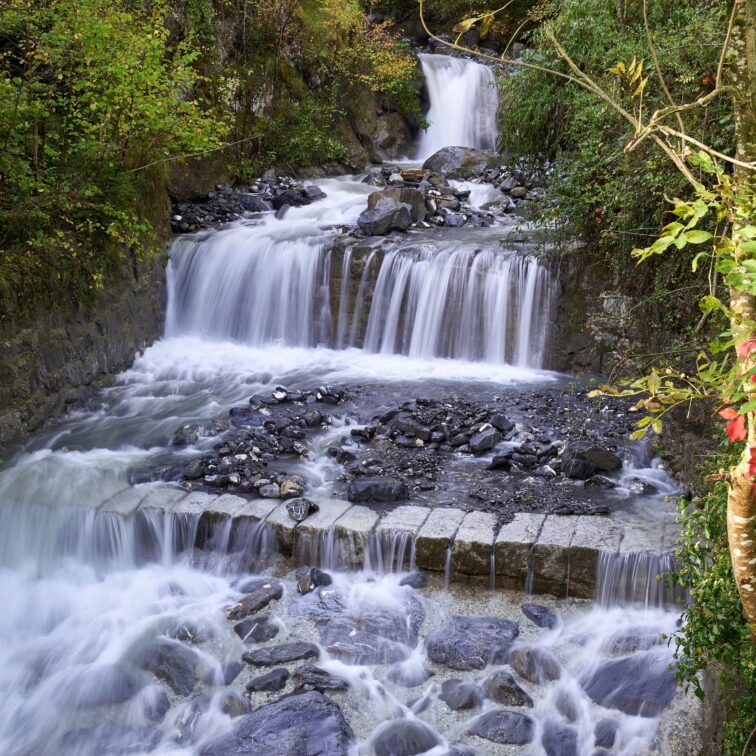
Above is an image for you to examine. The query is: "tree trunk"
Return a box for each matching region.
[728,0,756,640]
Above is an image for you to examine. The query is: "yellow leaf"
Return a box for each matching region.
[631,59,644,85]
[480,13,495,38]
[610,62,626,76]
[627,56,637,79]
[633,76,648,97]
[452,17,477,34]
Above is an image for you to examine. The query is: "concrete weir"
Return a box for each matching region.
[96,484,679,601]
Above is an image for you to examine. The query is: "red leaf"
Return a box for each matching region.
[726,414,747,442]
[719,408,739,420]
[749,447,756,478]
[738,340,756,358]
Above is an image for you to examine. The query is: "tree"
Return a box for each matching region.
[418,0,756,634]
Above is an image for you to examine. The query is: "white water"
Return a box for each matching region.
[415,53,499,160]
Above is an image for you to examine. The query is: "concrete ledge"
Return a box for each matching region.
[94,486,675,599]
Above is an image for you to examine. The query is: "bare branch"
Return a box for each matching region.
[717,0,741,89]
[643,0,686,139]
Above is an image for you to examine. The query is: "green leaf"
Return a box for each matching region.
[684,230,713,244]
[740,240,756,254]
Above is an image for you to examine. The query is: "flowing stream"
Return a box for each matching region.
[0,54,687,756]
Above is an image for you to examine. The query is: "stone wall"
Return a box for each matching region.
[0,251,167,452]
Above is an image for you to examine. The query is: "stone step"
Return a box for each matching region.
[94,485,677,600]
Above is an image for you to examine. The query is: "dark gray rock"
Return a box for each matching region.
[594,719,619,749]
[234,615,279,643]
[425,616,519,670]
[297,566,334,594]
[357,198,412,235]
[347,476,409,502]
[392,415,432,441]
[482,670,533,707]
[521,603,559,629]
[422,146,500,180]
[239,194,272,212]
[469,427,502,454]
[222,691,252,717]
[467,710,534,745]
[272,189,310,209]
[61,723,160,755]
[242,642,319,667]
[386,664,434,687]
[171,423,203,446]
[487,454,511,471]
[399,571,428,589]
[440,679,484,710]
[510,645,562,684]
[581,651,677,717]
[304,185,327,201]
[542,719,578,756]
[200,691,354,755]
[226,583,283,621]
[246,667,290,692]
[563,457,598,480]
[490,413,515,433]
[444,212,466,227]
[135,640,198,696]
[286,497,318,522]
[294,664,349,691]
[582,446,622,471]
[71,664,147,708]
[371,719,442,756]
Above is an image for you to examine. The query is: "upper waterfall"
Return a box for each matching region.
[414,53,499,160]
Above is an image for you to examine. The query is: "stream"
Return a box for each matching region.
[0,53,689,756]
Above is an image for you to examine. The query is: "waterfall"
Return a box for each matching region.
[167,225,556,369]
[415,53,499,160]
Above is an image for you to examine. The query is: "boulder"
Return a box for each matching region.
[135,640,198,696]
[370,719,442,756]
[226,583,283,621]
[246,668,290,693]
[200,691,354,756]
[521,603,559,629]
[482,670,533,707]
[594,719,619,749]
[467,710,534,745]
[439,679,484,710]
[357,198,412,236]
[347,476,409,502]
[580,651,677,717]
[422,146,500,179]
[368,188,426,223]
[272,189,309,210]
[374,112,412,158]
[239,194,272,212]
[542,719,578,756]
[304,185,327,201]
[509,645,562,684]
[425,615,519,670]
[294,664,349,691]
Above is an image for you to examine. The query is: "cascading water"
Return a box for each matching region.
[415,53,499,159]
[168,221,555,368]
[0,40,692,756]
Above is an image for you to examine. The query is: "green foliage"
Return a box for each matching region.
[671,452,756,754]
[0,0,224,317]
[498,0,734,295]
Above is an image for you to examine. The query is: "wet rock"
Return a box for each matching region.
[286,497,317,521]
[386,664,434,687]
[487,454,511,471]
[304,185,327,202]
[563,457,598,480]
[555,689,580,722]
[136,640,198,696]
[171,424,203,447]
[467,710,534,745]
[490,413,515,433]
[222,691,252,717]
[581,651,677,717]
[371,719,442,756]
[368,187,426,223]
[296,566,334,594]
[594,719,619,749]
[258,482,280,498]
[226,583,283,621]
[242,642,320,667]
[439,679,484,710]
[604,627,663,656]
[223,661,243,684]
[319,620,411,664]
[399,571,428,589]
[542,719,578,756]
[72,664,147,708]
[294,664,349,691]
[582,446,622,471]
[469,426,501,454]
[234,615,279,643]
[444,212,466,227]
[239,193,272,212]
[357,198,412,235]
[392,415,432,441]
[347,476,409,502]
[510,186,528,200]
[422,146,500,180]
[509,645,562,684]
[521,603,559,629]
[482,670,533,707]
[280,478,307,500]
[200,691,354,756]
[272,189,310,209]
[246,667,290,692]
[425,616,519,670]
